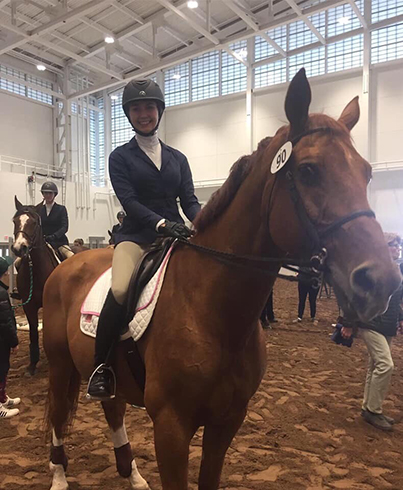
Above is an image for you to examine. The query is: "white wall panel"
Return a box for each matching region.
[0,91,54,165]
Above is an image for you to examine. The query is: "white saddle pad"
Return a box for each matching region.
[80,245,174,341]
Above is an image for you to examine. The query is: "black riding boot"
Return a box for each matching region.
[86,290,126,400]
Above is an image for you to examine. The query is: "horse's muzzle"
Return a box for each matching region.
[11,243,28,258]
[349,261,401,322]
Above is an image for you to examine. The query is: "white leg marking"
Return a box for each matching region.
[49,462,68,490]
[128,459,150,490]
[52,429,63,447]
[110,423,129,448]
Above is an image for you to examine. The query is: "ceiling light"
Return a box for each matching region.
[36,64,46,71]
[172,73,181,80]
[187,1,198,8]
[104,36,115,44]
[236,47,248,60]
[337,16,350,25]
[111,94,119,100]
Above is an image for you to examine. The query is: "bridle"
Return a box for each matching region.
[178,127,375,283]
[13,210,43,253]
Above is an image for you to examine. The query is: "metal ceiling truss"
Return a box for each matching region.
[0,0,400,100]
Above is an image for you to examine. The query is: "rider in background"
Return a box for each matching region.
[87,79,201,400]
[110,211,126,245]
[40,181,74,260]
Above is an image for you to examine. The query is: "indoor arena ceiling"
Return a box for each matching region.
[0,0,364,97]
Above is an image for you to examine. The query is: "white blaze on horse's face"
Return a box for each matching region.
[13,215,30,251]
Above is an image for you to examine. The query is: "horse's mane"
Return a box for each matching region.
[194,136,273,233]
[194,113,352,234]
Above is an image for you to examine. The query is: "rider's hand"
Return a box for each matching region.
[158,221,193,239]
[45,234,55,241]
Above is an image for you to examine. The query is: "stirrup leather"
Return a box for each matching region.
[86,363,116,401]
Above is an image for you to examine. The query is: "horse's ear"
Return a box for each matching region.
[285,68,311,136]
[338,96,360,131]
[14,196,23,211]
[108,230,112,237]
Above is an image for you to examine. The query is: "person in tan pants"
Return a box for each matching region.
[87,79,201,400]
[342,232,403,431]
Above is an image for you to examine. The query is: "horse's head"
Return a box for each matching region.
[12,196,43,258]
[262,69,401,322]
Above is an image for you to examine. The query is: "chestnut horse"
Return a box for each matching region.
[43,70,400,490]
[11,198,59,375]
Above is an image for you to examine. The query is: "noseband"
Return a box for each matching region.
[178,127,376,281]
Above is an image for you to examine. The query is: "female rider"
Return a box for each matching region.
[87,79,201,400]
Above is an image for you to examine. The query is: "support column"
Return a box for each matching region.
[362,0,372,162]
[246,37,255,153]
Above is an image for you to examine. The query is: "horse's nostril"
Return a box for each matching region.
[352,266,375,294]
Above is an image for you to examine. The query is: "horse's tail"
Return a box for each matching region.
[44,363,81,439]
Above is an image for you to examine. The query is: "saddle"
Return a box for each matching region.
[125,237,175,324]
[122,237,175,392]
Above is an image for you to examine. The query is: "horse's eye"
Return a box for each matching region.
[298,163,320,186]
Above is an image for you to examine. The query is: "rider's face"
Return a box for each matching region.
[129,101,159,134]
[42,191,55,204]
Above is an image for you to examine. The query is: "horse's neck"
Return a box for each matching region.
[30,238,58,275]
[189,171,278,337]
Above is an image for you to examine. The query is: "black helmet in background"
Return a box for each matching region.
[117,211,126,220]
[41,181,58,196]
[122,79,165,136]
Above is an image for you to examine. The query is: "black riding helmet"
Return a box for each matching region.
[117,211,126,219]
[122,79,165,136]
[41,181,58,196]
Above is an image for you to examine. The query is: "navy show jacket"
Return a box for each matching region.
[39,202,69,248]
[109,137,201,244]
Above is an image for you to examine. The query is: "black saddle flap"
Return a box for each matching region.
[126,238,175,324]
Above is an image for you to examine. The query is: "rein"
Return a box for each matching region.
[179,127,376,283]
[12,255,34,309]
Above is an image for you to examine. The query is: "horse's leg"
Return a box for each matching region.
[47,353,81,490]
[198,409,246,490]
[24,303,39,376]
[153,408,196,490]
[102,398,150,490]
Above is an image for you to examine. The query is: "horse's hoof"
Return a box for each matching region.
[25,364,36,377]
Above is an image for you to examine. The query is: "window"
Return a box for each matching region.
[255,25,287,62]
[254,58,286,89]
[327,34,363,73]
[371,23,403,63]
[191,51,219,101]
[0,64,53,104]
[289,46,325,79]
[327,2,363,37]
[288,12,325,51]
[111,92,132,150]
[164,62,190,107]
[372,0,403,23]
[222,40,247,95]
[0,64,25,96]
[26,74,53,105]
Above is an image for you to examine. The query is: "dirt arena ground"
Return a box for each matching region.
[1,280,402,490]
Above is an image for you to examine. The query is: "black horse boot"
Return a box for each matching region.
[86,290,127,400]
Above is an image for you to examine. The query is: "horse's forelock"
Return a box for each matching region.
[13,206,39,220]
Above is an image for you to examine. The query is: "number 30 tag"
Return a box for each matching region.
[271,141,293,174]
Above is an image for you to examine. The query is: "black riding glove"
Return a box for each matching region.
[158,221,193,239]
[45,234,55,242]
